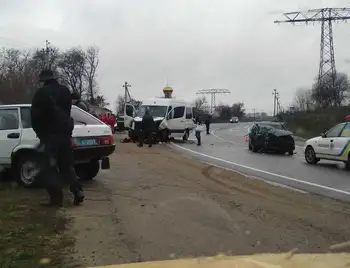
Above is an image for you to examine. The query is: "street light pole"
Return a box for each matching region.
[272,89,277,117]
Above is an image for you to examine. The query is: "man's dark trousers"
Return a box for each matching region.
[39,135,82,203]
[205,123,210,134]
[139,131,153,147]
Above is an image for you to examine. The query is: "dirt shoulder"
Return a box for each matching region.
[67,141,350,267]
[0,185,73,268]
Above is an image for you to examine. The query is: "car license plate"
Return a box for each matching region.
[78,139,97,146]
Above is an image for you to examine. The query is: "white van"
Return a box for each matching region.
[124,97,196,141]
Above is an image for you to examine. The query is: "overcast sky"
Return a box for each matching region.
[0,0,349,114]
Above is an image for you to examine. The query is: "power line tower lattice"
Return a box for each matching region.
[196,89,230,114]
[274,8,350,88]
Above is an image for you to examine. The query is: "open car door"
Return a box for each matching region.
[124,104,135,129]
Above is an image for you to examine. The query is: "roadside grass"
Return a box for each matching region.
[0,184,74,268]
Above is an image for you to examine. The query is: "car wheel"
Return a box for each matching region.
[75,160,100,181]
[305,146,319,164]
[288,151,294,156]
[248,141,252,151]
[182,129,190,141]
[15,152,40,188]
[251,142,258,153]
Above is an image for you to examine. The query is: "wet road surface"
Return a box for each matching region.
[171,123,350,202]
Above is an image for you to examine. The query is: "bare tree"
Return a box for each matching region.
[194,96,207,109]
[115,94,125,113]
[58,47,86,95]
[311,72,350,108]
[84,46,99,103]
[294,88,313,112]
[231,102,245,118]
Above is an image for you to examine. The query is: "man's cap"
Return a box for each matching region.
[39,69,57,82]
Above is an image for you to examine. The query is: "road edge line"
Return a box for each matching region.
[170,142,350,197]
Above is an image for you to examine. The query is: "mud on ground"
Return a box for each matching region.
[65,142,350,267]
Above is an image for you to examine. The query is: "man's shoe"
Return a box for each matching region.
[73,190,85,205]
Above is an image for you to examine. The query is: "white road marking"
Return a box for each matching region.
[171,142,350,197]
[201,161,307,194]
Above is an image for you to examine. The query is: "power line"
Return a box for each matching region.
[196,88,231,114]
[274,8,350,89]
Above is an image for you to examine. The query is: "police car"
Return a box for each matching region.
[0,104,116,187]
[304,117,350,169]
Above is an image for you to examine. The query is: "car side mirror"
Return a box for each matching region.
[321,133,326,138]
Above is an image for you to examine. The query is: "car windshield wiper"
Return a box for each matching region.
[74,119,87,125]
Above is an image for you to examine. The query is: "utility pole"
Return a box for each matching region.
[122,82,132,105]
[274,8,350,91]
[272,89,278,117]
[196,88,231,114]
[252,108,256,121]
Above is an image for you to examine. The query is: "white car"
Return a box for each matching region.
[304,121,350,168]
[0,104,116,187]
[230,117,239,123]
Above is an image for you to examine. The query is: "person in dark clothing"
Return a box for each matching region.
[204,113,211,135]
[71,92,89,112]
[138,109,155,148]
[31,69,85,207]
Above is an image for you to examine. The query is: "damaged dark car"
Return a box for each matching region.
[248,122,295,155]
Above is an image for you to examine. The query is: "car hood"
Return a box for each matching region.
[134,116,164,122]
[87,253,350,268]
[268,129,293,137]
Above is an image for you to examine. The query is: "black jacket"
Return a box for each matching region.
[31,79,74,139]
[141,114,155,132]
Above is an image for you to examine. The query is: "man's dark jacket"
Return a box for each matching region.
[141,113,155,133]
[31,79,74,139]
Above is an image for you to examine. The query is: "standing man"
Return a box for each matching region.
[31,70,85,207]
[138,109,155,148]
[204,113,211,135]
[71,92,89,112]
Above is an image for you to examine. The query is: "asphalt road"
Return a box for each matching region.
[171,122,350,202]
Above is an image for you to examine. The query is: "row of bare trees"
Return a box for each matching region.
[0,45,107,107]
[292,72,350,112]
[194,96,245,119]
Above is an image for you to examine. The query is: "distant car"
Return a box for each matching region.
[0,104,116,187]
[304,120,350,168]
[230,117,239,123]
[248,121,295,155]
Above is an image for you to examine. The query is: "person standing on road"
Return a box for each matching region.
[204,113,211,135]
[71,92,89,112]
[138,109,155,147]
[31,69,85,207]
[194,116,203,146]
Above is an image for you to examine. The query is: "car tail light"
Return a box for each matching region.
[98,135,114,145]
[71,138,78,148]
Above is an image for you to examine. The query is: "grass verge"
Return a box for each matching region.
[0,185,74,268]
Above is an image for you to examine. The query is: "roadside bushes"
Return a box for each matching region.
[284,106,350,138]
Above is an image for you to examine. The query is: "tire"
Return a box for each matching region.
[345,154,350,170]
[182,129,190,141]
[288,151,294,156]
[305,146,319,165]
[75,160,100,181]
[14,152,40,188]
[251,142,258,153]
[248,141,252,151]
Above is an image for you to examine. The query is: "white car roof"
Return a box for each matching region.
[0,104,31,108]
